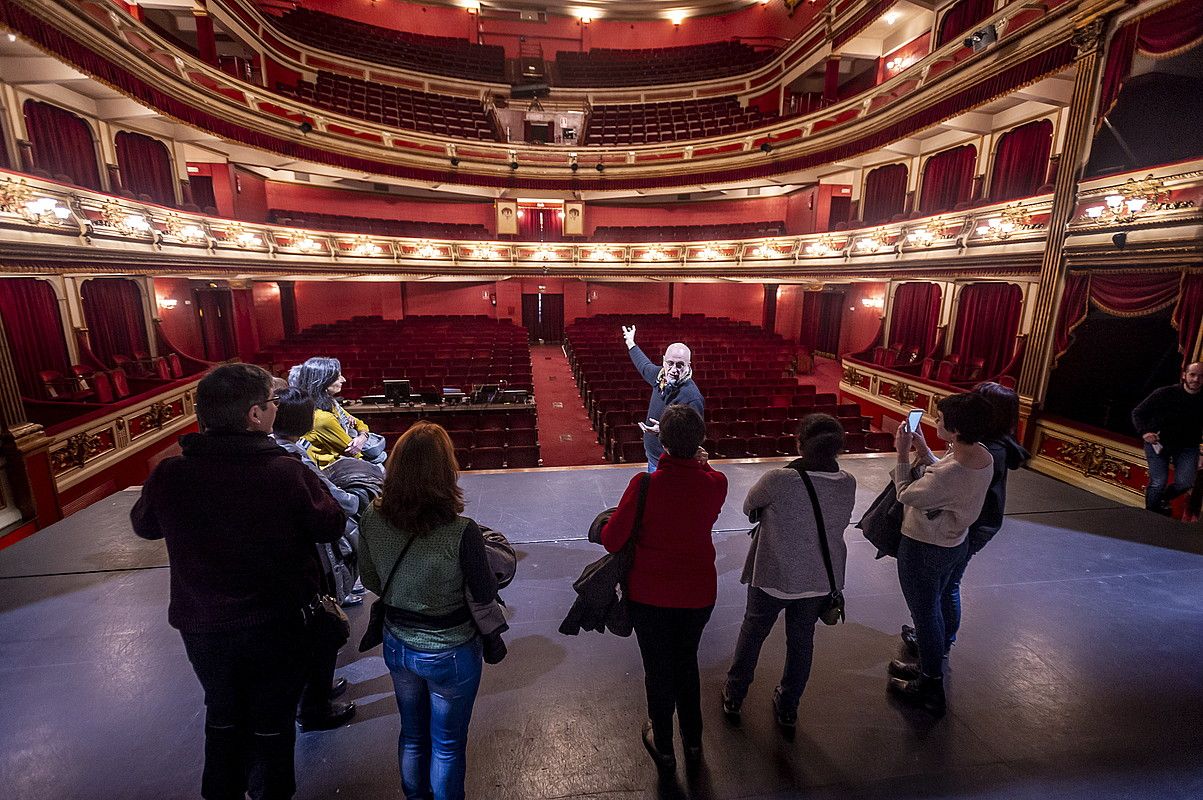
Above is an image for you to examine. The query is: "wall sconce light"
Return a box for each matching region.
[905,227,935,247]
[1082,175,1167,225]
[853,231,889,254]
[884,10,900,24]
[180,224,206,241]
[123,213,152,234]
[472,246,500,260]
[516,209,526,219]
[466,2,480,14]
[489,292,497,306]
[586,289,599,304]
[695,245,721,261]
[803,238,835,257]
[556,209,565,220]
[668,10,686,27]
[752,241,784,258]
[976,204,1030,240]
[414,242,439,259]
[885,55,915,72]
[860,296,885,310]
[587,248,616,261]
[234,231,263,248]
[533,247,557,261]
[21,195,71,224]
[643,247,668,262]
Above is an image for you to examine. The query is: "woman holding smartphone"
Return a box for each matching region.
[889,393,995,715]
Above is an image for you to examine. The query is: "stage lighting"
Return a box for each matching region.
[1112,231,1128,250]
[509,160,519,170]
[450,157,460,167]
[570,162,579,172]
[759,142,773,153]
[596,163,605,172]
[298,121,313,134]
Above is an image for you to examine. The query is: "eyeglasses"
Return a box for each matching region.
[252,395,282,410]
[664,360,688,369]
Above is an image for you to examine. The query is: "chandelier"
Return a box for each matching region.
[975,204,1030,240]
[802,238,837,257]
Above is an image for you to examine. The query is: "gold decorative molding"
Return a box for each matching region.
[888,381,919,406]
[1055,440,1132,481]
[50,431,104,473]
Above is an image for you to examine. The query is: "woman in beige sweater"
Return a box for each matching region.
[889,392,995,715]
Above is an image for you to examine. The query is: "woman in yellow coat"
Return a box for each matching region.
[292,357,387,468]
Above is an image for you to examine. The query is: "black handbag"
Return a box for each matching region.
[357,532,419,652]
[791,465,846,626]
[303,593,351,649]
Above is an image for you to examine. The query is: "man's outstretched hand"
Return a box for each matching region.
[622,325,637,349]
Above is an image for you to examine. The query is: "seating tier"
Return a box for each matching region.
[584,96,771,146]
[556,42,774,88]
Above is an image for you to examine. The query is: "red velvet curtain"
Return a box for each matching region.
[518,208,563,241]
[800,291,822,349]
[936,0,996,47]
[195,289,236,361]
[989,119,1053,201]
[1052,273,1090,368]
[22,99,101,189]
[115,131,176,206]
[889,282,942,356]
[1175,272,1203,366]
[1053,269,1200,367]
[862,163,908,224]
[81,278,150,366]
[919,145,977,213]
[1097,0,1203,125]
[949,283,1023,377]
[0,278,71,397]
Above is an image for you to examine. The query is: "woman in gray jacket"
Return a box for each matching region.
[722,414,857,729]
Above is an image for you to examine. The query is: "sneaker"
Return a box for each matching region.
[771,687,797,729]
[720,687,742,722]
[340,594,364,607]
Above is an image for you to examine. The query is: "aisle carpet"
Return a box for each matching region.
[529,344,608,467]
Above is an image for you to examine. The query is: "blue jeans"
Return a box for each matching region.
[940,528,993,652]
[1144,444,1199,512]
[383,631,483,800]
[646,451,660,473]
[724,587,827,711]
[897,535,969,679]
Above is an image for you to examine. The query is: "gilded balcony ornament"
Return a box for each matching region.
[0,179,33,215]
[51,432,102,473]
[1071,18,1106,56]
[843,364,863,385]
[1057,440,1132,481]
[224,224,264,248]
[145,401,176,429]
[3,181,72,226]
[888,381,918,406]
[163,214,208,243]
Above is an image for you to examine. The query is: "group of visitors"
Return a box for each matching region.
[130,351,1200,800]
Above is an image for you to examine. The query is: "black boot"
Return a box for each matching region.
[887,659,922,681]
[888,674,946,716]
[900,625,919,657]
[297,701,356,732]
[641,720,676,771]
[720,687,742,723]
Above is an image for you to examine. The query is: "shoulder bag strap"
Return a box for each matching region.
[621,472,653,554]
[379,531,420,601]
[792,465,838,597]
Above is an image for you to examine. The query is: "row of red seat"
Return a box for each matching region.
[270,9,506,82]
[364,408,540,470]
[268,209,491,240]
[276,73,499,141]
[585,97,771,146]
[555,42,775,87]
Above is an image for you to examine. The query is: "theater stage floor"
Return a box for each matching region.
[2,456,1202,800]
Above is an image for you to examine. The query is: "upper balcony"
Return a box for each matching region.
[0,0,1083,190]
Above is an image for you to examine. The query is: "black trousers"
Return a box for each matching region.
[629,601,714,750]
[724,586,826,710]
[181,619,309,800]
[298,639,338,721]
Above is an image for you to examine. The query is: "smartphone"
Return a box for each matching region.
[906,408,924,432]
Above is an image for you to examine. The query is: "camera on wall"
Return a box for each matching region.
[964,24,998,53]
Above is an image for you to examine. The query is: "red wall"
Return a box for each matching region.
[293,1,823,58]
[252,281,285,348]
[774,284,805,341]
[294,281,404,330]
[579,282,670,317]
[153,277,204,358]
[232,168,269,223]
[264,182,496,231]
[839,282,887,355]
[187,162,236,218]
[405,281,497,317]
[587,196,791,236]
[676,282,764,324]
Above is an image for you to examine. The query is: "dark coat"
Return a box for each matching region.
[856,480,904,559]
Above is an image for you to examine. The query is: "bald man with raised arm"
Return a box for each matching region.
[622,325,705,472]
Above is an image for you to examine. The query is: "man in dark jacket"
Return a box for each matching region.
[622,325,705,471]
[131,363,345,800]
[1132,362,1203,514]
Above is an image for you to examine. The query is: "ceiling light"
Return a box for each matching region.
[884,11,900,25]
[668,10,686,26]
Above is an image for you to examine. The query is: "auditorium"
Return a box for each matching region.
[0,0,1201,797]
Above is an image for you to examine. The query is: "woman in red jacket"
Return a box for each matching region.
[601,404,728,771]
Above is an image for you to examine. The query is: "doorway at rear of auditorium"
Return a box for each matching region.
[802,290,844,358]
[522,292,564,344]
[193,288,236,361]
